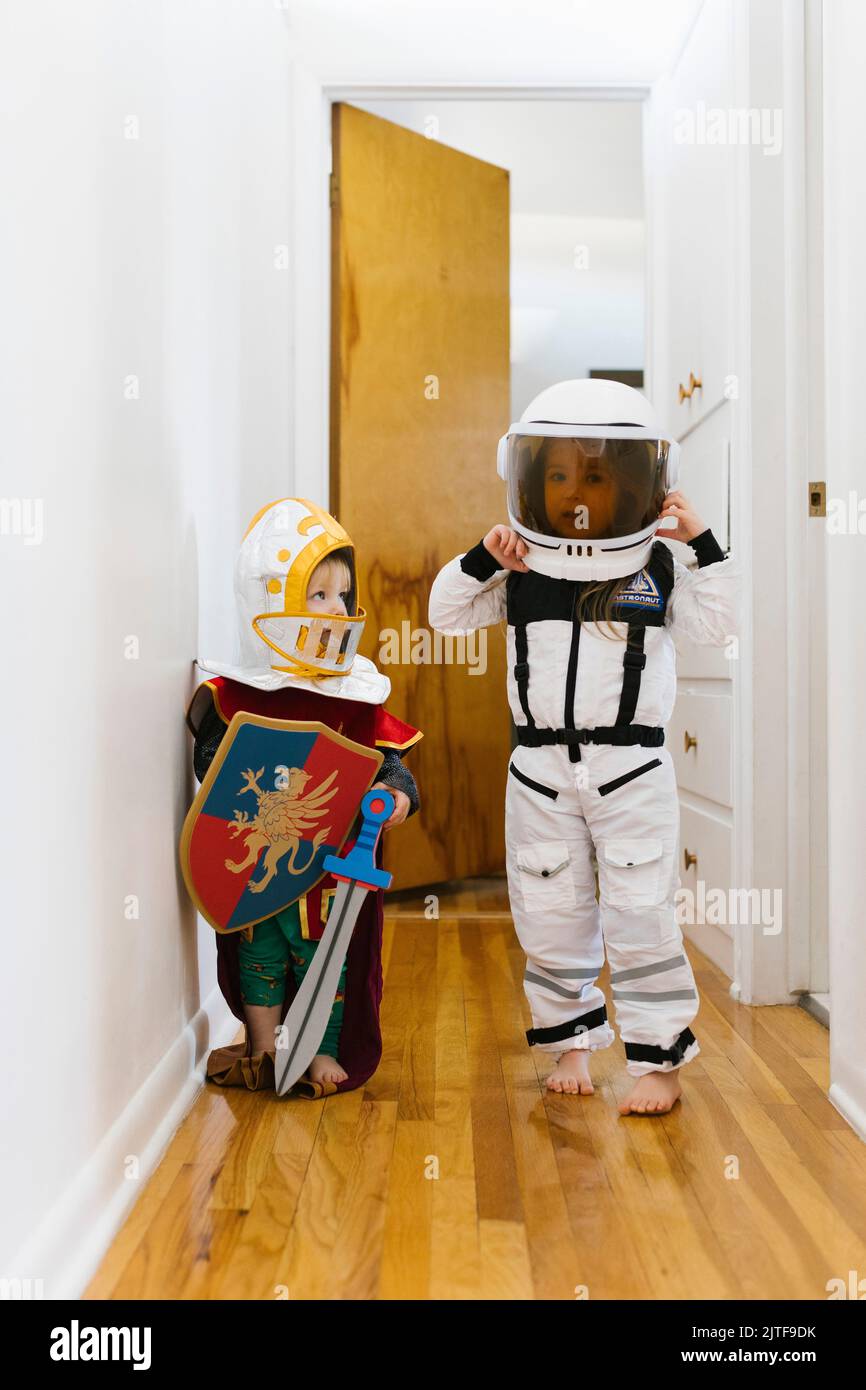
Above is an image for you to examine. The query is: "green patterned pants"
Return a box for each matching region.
[238,899,345,1057]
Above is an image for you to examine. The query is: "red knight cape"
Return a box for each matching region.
[186,675,422,1099]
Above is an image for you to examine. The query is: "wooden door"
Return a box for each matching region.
[330,102,511,889]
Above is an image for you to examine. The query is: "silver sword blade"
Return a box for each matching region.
[274,879,368,1096]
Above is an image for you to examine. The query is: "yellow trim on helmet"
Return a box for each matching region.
[284,503,357,616]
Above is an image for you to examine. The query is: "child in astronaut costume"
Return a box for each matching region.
[187,499,421,1096]
[429,380,739,1115]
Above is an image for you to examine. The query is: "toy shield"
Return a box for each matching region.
[179,714,383,934]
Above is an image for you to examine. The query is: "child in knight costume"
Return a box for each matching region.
[186,499,421,1098]
[429,379,739,1116]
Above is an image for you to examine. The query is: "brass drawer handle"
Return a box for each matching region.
[678,370,703,403]
[684,848,698,872]
[684,730,698,753]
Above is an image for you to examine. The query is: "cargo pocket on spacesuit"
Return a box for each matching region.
[601,839,664,910]
[516,840,577,915]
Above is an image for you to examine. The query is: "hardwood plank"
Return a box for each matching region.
[430,920,481,1299]
[695,966,845,1127]
[690,983,797,1105]
[367,916,418,1104]
[659,1068,800,1298]
[277,1088,366,1299]
[177,1209,246,1299]
[765,1104,866,1247]
[378,1119,436,1300]
[797,1056,831,1090]
[752,1001,828,1057]
[683,1063,827,1297]
[461,922,525,1225]
[83,1159,185,1299]
[329,1100,399,1300]
[208,1094,286,1212]
[479,1219,534,1300]
[399,920,438,1121]
[109,1162,223,1300]
[608,1071,736,1299]
[205,1152,312,1301]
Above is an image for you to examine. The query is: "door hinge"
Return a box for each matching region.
[329,172,339,208]
[808,481,826,517]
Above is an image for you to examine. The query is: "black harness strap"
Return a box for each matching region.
[623,1027,696,1067]
[611,542,675,728]
[615,623,647,727]
[526,1005,608,1047]
[513,624,535,730]
[563,586,582,764]
[515,725,664,748]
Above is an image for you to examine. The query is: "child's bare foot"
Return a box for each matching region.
[545,1049,594,1095]
[307,1053,348,1085]
[619,1070,682,1115]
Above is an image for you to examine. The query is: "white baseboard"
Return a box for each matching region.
[829,1083,866,1145]
[6,987,238,1300]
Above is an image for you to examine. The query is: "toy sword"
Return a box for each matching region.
[274,788,394,1097]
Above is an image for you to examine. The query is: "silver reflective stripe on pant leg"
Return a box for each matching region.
[608,947,701,1076]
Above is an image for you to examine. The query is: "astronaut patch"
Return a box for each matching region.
[616,568,664,611]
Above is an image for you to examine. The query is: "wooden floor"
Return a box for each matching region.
[87,879,866,1300]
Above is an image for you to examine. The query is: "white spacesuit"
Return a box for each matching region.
[429,380,739,1077]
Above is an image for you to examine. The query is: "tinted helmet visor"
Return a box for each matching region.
[506,433,671,541]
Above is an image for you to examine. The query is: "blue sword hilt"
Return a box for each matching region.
[322,788,394,891]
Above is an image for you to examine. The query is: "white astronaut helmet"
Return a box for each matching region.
[497,378,680,581]
[234,497,367,679]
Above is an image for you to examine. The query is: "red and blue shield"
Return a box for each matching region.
[179,714,383,933]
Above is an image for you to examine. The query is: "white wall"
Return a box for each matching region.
[0,0,296,1294]
[354,99,645,415]
[285,0,702,87]
[823,0,866,1139]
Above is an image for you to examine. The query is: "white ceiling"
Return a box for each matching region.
[284,0,703,88]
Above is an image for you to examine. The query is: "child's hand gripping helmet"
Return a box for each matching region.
[235,498,366,679]
[497,378,680,581]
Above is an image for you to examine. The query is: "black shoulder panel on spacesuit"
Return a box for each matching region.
[649,539,676,590]
[505,541,676,628]
[505,568,576,625]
